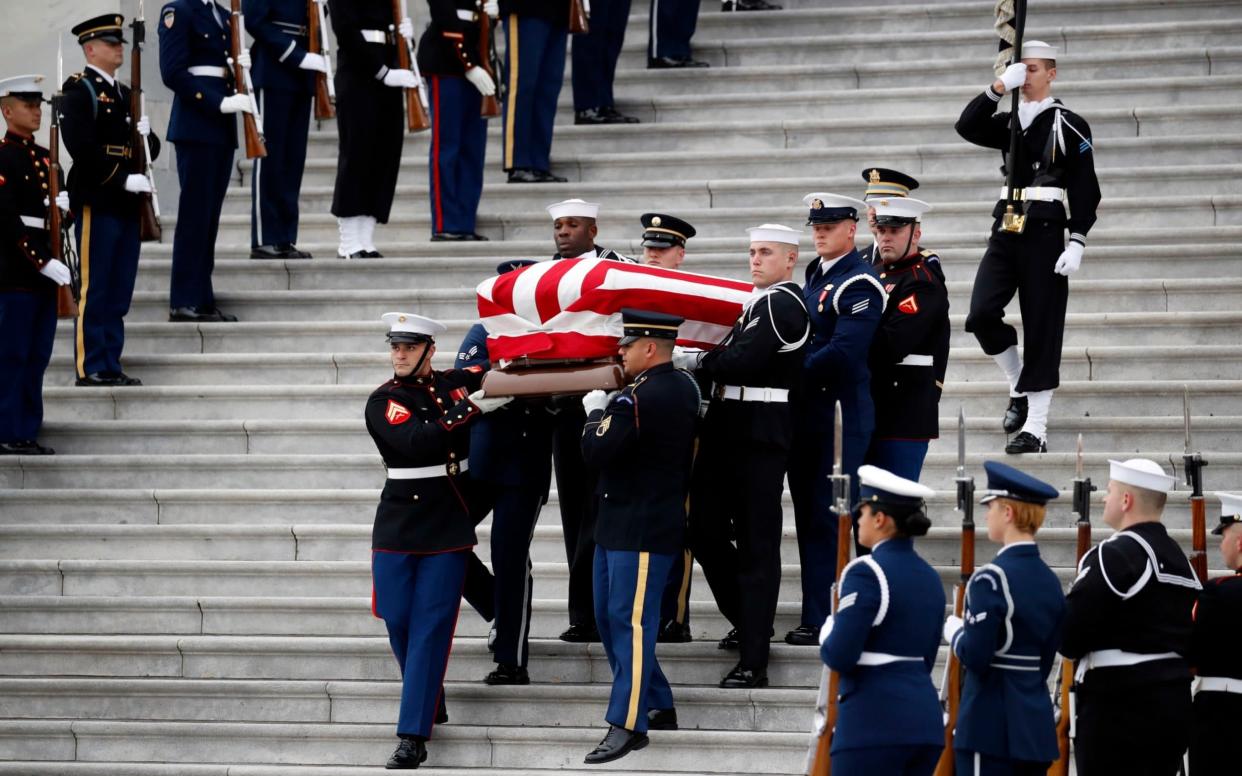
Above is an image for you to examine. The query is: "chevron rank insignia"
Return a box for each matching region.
[898,294,919,314]
[385,400,411,425]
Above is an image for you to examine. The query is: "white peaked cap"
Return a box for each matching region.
[1108,458,1176,495]
[866,196,932,221]
[802,192,869,212]
[857,464,937,499]
[1219,493,1242,519]
[546,198,600,220]
[1022,40,1058,60]
[0,74,45,97]
[746,223,802,246]
[382,311,447,339]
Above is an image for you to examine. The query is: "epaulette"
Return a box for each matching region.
[919,248,937,259]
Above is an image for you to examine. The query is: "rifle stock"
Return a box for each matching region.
[394,0,431,133]
[934,435,975,776]
[478,6,500,118]
[130,12,162,242]
[48,96,77,320]
[308,0,335,119]
[999,0,1028,234]
[1184,388,1209,584]
[569,0,590,35]
[229,0,267,159]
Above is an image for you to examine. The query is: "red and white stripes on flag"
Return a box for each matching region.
[476,258,756,363]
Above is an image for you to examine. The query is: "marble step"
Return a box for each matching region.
[0,765,780,776]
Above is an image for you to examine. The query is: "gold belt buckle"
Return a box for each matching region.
[447,462,459,476]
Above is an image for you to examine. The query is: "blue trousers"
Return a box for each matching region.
[648,0,700,60]
[0,290,56,443]
[865,438,930,481]
[571,0,631,112]
[501,14,566,172]
[372,549,467,738]
[660,548,692,629]
[428,75,487,235]
[72,206,140,378]
[488,484,545,667]
[250,88,310,248]
[833,744,940,776]
[594,546,675,733]
[955,751,1051,776]
[171,142,234,309]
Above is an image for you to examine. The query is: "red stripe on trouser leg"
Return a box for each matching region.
[431,77,444,234]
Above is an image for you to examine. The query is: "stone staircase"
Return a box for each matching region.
[2,0,1240,772]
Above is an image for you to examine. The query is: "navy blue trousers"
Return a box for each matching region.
[250,88,310,248]
[833,744,940,776]
[865,438,930,481]
[72,206,139,378]
[571,0,631,112]
[955,751,1051,776]
[488,484,545,667]
[501,14,566,172]
[428,75,487,235]
[594,546,675,733]
[372,549,467,739]
[0,290,56,443]
[171,142,234,309]
[648,0,700,60]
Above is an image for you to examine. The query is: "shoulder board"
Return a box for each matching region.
[919,248,939,259]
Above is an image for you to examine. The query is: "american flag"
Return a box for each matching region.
[476,258,756,363]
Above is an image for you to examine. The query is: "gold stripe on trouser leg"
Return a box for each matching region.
[624,551,651,731]
[74,206,93,379]
[503,14,518,170]
[675,548,692,624]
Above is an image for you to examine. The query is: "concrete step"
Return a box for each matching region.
[0,765,783,776]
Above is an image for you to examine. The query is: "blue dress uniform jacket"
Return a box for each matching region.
[159,0,239,147]
[950,542,1065,763]
[820,537,946,752]
[244,0,316,93]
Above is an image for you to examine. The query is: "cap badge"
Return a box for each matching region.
[869,169,881,184]
[398,315,407,323]
[651,216,662,226]
[880,199,890,206]
[812,199,824,209]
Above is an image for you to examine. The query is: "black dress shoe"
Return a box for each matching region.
[106,371,142,386]
[559,623,601,643]
[784,625,818,646]
[385,736,427,769]
[484,663,530,685]
[1003,395,1028,434]
[720,664,768,689]
[574,108,612,125]
[75,372,123,387]
[723,0,781,9]
[601,106,642,123]
[0,440,50,455]
[168,306,237,323]
[531,169,567,183]
[28,440,55,455]
[363,250,384,258]
[431,232,470,241]
[647,708,678,731]
[507,167,541,183]
[278,244,312,259]
[250,244,286,260]
[647,56,709,69]
[584,725,649,764]
[658,620,692,644]
[717,627,739,650]
[1005,431,1048,454]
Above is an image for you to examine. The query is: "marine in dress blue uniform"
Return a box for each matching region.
[787,193,884,646]
[244,0,318,259]
[365,311,511,768]
[856,168,944,282]
[158,0,244,322]
[944,461,1065,776]
[862,196,949,480]
[570,0,640,125]
[0,76,66,456]
[61,16,163,387]
[580,309,700,764]
[646,0,707,69]
[500,0,568,180]
[820,465,945,775]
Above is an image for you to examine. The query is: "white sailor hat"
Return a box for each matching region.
[0,75,45,99]
[866,196,932,226]
[1108,458,1176,495]
[1213,493,1242,535]
[854,464,936,511]
[547,198,600,221]
[746,223,801,246]
[803,193,868,225]
[382,312,446,344]
[1021,40,1058,61]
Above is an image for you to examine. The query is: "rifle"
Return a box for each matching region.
[229,0,268,158]
[1048,434,1094,776]
[477,2,500,118]
[997,0,1028,234]
[394,0,431,133]
[569,0,590,35]
[130,1,162,242]
[308,0,336,120]
[49,44,78,320]
[1184,387,1209,584]
[806,401,852,776]
[934,408,975,776]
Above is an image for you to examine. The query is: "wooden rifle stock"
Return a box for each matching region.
[934,473,975,776]
[229,0,267,159]
[478,6,500,118]
[393,0,431,133]
[307,0,335,119]
[130,14,162,242]
[48,97,77,319]
[569,0,590,35]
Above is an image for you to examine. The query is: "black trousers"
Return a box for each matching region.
[331,62,403,222]
[484,482,546,666]
[1074,678,1191,776]
[964,218,1069,393]
[689,431,786,671]
[1190,691,1242,775]
[553,406,598,628]
[570,0,631,112]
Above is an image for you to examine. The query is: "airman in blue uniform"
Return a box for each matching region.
[944,461,1065,775]
[820,465,945,776]
[787,192,884,646]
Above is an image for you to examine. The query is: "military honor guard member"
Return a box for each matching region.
[580,308,700,764]
[571,0,641,125]
[819,465,945,776]
[677,223,809,686]
[421,0,497,242]
[943,461,1066,775]
[956,40,1101,454]
[787,192,884,646]
[1188,493,1242,775]
[0,75,70,456]
[328,0,415,258]
[857,168,943,281]
[862,196,948,480]
[244,0,322,259]
[61,15,162,386]
[500,0,569,180]
[639,212,694,270]
[647,0,708,69]
[548,198,633,261]
[158,0,248,322]
[1061,458,1201,776]
[365,311,512,768]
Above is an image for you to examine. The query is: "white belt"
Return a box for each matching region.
[1074,649,1180,683]
[387,460,468,479]
[1197,676,1242,695]
[19,215,45,229]
[1001,186,1065,203]
[897,354,933,367]
[189,66,227,78]
[718,385,789,403]
[857,651,922,666]
[456,9,478,21]
[360,29,389,44]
